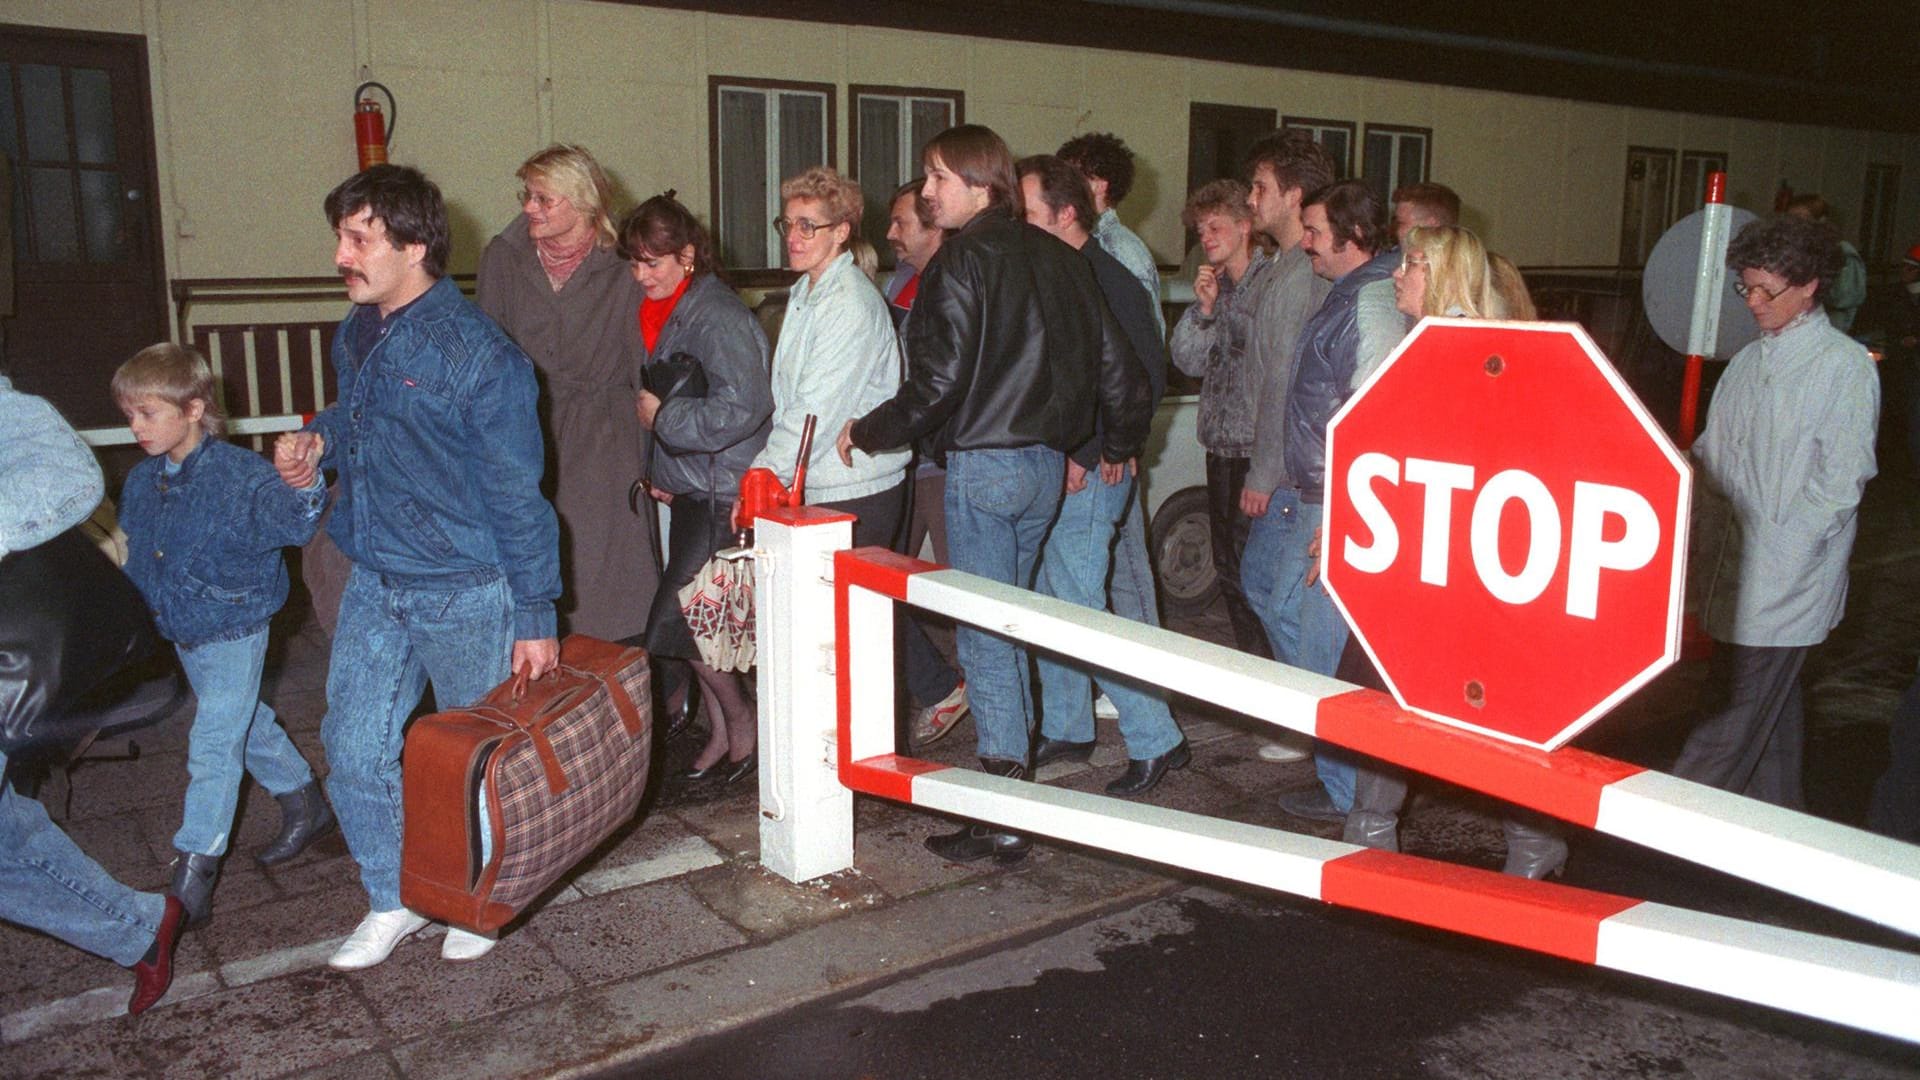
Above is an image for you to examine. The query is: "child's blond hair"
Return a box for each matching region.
[112,343,225,438]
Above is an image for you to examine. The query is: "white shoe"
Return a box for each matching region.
[1256,734,1311,763]
[442,927,498,962]
[910,682,970,747]
[328,908,429,971]
[1093,693,1120,720]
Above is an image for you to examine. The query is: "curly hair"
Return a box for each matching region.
[1056,131,1136,207]
[1182,179,1252,228]
[1726,215,1844,301]
[618,191,719,277]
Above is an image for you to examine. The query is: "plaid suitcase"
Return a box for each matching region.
[400,635,651,932]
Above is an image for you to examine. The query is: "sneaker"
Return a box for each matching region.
[1093,693,1119,720]
[911,682,970,747]
[1256,733,1312,762]
[328,908,429,971]
[442,926,498,962]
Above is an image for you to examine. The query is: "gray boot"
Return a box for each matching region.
[256,779,337,867]
[169,851,221,928]
[1342,763,1408,850]
[1501,816,1568,879]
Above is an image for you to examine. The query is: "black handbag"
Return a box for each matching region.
[642,352,709,402]
[0,527,177,757]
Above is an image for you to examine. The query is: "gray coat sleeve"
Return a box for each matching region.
[1244,256,1328,495]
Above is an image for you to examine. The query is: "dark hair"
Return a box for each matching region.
[1242,129,1335,199]
[617,190,718,277]
[1391,182,1462,228]
[921,124,1019,217]
[1056,131,1135,207]
[324,165,451,279]
[1182,178,1252,228]
[1304,179,1388,257]
[1727,215,1844,301]
[1783,193,1830,222]
[1014,154,1096,234]
[891,179,937,230]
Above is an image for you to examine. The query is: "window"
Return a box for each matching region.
[1677,150,1728,216]
[848,85,961,267]
[1862,163,1900,264]
[1360,123,1430,203]
[1618,146,1677,266]
[709,77,836,271]
[1189,103,1277,192]
[1282,116,1354,179]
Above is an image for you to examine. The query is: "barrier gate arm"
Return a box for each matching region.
[835,549,1920,941]
[817,545,1920,1042]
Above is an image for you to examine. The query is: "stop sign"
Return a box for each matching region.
[1323,319,1690,749]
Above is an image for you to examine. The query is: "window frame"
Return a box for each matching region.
[1677,149,1729,217]
[707,75,838,275]
[1359,122,1432,202]
[1862,162,1901,265]
[847,83,964,269]
[1282,115,1356,179]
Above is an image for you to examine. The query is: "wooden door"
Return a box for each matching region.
[0,24,167,427]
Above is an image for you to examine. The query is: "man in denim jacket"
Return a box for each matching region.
[277,166,560,970]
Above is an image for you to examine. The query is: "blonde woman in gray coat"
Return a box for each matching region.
[478,144,659,643]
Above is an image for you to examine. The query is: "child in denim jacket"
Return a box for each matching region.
[114,344,332,927]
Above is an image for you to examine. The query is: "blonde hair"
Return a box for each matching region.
[780,165,878,282]
[1487,253,1537,321]
[112,343,225,438]
[517,143,618,248]
[1403,225,1498,320]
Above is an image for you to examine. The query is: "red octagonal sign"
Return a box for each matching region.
[1323,319,1691,750]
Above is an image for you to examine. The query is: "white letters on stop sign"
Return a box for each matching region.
[1341,453,1659,619]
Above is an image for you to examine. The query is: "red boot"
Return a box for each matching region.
[128,896,186,1016]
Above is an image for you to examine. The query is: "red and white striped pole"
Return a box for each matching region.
[1677,170,1730,449]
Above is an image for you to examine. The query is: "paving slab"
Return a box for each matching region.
[531,877,748,987]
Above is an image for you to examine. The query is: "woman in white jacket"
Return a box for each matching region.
[753,167,911,545]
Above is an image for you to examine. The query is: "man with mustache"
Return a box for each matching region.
[275,165,560,970]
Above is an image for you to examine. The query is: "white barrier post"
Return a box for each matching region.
[754,507,857,883]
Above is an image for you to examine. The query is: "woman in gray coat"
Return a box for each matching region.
[625,194,773,785]
[477,144,658,643]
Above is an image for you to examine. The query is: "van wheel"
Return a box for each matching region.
[1148,486,1217,616]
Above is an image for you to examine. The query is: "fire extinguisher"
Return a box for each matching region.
[354,81,395,171]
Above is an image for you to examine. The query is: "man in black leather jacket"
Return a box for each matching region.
[841,124,1151,863]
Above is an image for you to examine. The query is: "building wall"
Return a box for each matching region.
[12,0,1920,331]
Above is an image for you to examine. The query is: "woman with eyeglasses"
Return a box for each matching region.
[625,193,773,786]
[1347,224,1569,879]
[477,144,659,645]
[752,167,910,551]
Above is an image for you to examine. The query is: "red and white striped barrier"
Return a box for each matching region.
[784,536,1920,1043]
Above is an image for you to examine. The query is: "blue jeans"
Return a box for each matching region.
[944,447,1063,765]
[0,751,164,966]
[174,628,316,856]
[1244,489,1356,811]
[1107,486,1161,628]
[1036,471,1182,759]
[323,566,514,911]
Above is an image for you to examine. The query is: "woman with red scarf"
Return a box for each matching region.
[477,145,658,644]
[626,194,773,785]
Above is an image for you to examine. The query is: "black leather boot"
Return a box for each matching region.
[1104,740,1191,797]
[169,851,220,928]
[923,758,1031,864]
[255,779,337,867]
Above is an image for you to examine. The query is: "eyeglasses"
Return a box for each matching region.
[1732,279,1786,302]
[1398,253,1429,272]
[519,190,563,211]
[774,216,839,239]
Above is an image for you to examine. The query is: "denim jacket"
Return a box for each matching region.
[0,374,103,558]
[120,438,325,647]
[1283,249,1398,501]
[309,276,561,640]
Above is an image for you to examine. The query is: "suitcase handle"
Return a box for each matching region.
[553,662,647,738]
[467,702,573,796]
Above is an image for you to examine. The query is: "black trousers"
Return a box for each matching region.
[1206,453,1271,658]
